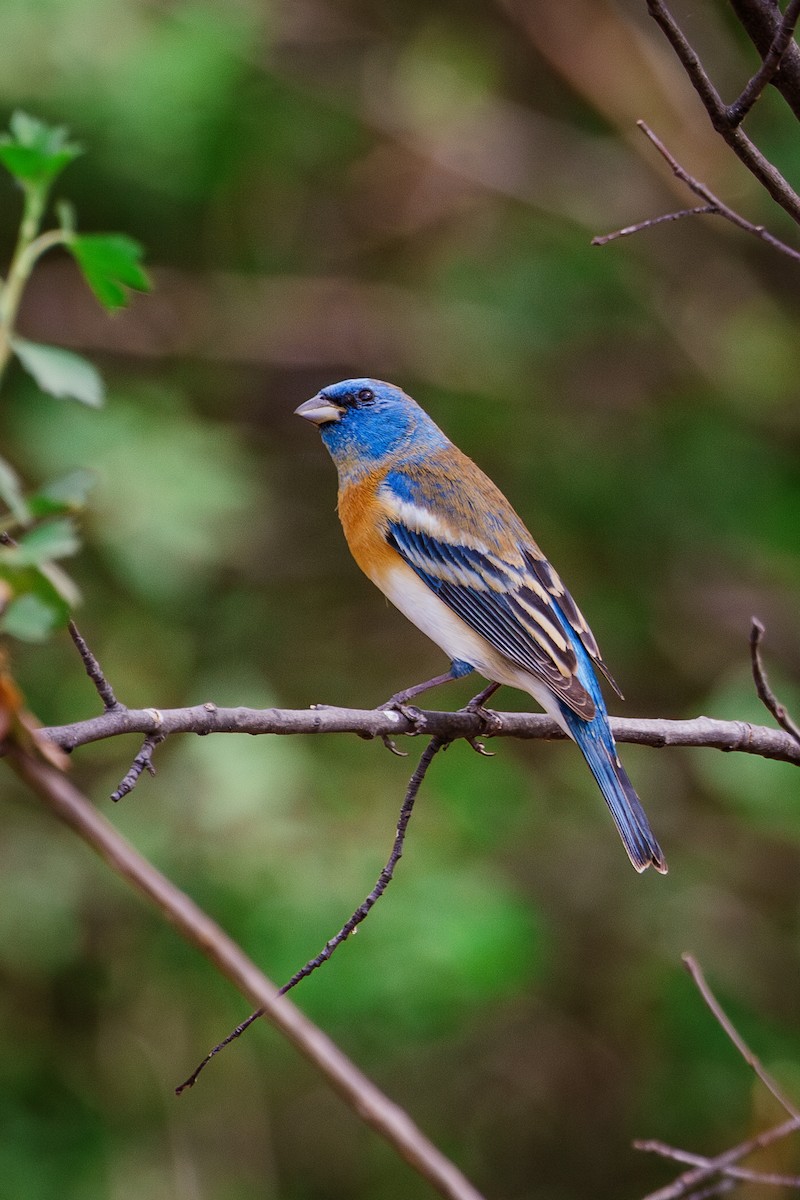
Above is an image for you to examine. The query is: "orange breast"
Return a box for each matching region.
[337,471,399,588]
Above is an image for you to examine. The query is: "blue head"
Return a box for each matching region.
[295,378,450,478]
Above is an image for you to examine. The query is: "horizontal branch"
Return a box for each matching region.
[36,703,800,765]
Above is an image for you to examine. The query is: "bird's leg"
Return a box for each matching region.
[459,680,502,735]
[379,660,474,734]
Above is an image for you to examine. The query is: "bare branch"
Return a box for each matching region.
[110,732,166,802]
[67,620,121,711]
[5,746,486,1200]
[179,736,447,1092]
[646,0,800,225]
[595,122,800,262]
[638,1116,800,1200]
[31,702,800,765]
[592,206,715,246]
[682,953,800,1120]
[750,618,800,745]
[637,1139,800,1188]
[636,956,800,1200]
[727,0,800,124]
[730,0,800,121]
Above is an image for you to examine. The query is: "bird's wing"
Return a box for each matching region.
[379,461,620,721]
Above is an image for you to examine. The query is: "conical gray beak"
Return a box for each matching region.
[294,395,343,426]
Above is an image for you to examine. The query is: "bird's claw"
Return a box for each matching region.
[467,736,494,757]
[381,734,409,757]
[459,702,502,737]
[378,697,428,735]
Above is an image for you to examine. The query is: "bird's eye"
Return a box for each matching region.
[357,387,374,404]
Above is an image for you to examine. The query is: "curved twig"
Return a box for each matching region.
[750,618,800,745]
[178,736,447,1093]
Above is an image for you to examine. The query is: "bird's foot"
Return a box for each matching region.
[458,698,502,737]
[378,694,428,735]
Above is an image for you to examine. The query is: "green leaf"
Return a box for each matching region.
[0,592,62,642]
[0,455,31,524]
[9,518,80,566]
[69,233,151,311]
[11,337,104,407]
[0,110,81,188]
[28,469,96,518]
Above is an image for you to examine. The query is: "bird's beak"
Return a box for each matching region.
[294,394,343,426]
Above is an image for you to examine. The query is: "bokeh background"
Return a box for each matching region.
[2,1,800,1197]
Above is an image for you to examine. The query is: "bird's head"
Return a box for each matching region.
[295,378,449,476]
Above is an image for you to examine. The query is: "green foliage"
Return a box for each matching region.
[69,234,150,311]
[0,110,81,188]
[0,112,149,639]
[10,337,104,406]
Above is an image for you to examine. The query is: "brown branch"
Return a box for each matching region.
[682,953,800,1120]
[30,703,800,765]
[750,618,800,745]
[646,0,800,225]
[592,206,715,245]
[639,1116,800,1200]
[637,1139,800,1188]
[110,732,165,802]
[635,955,800,1200]
[4,745,486,1200]
[67,620,121,712]
[595,122,800,262]
[726,0,800,124]
[178,736,447,1092]
[730,0,800,121]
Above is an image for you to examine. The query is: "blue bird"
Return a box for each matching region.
[296,378,666,874]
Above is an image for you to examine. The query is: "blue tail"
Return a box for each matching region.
[560,703,666,873]
[555,614,667,874]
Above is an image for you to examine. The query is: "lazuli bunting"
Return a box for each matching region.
[296,379,666,874]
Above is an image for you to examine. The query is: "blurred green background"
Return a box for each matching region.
[2,1,800,1197]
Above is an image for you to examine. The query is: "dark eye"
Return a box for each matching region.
[357,387,374,404]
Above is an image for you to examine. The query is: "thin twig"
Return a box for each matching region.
[727,0,800,125]
[67,620,121,711]
[682,1180,736,1200]
[177,736,447,1092]
[110,732,165,802]
[592,206,714,246]
[646,0,800,225]
[750,618,800,745]
[595,121,800,262]
[5,745,486,1200]
[639,1116,800,1200]
[637,1139,800,1188]
[682,953,800,1120]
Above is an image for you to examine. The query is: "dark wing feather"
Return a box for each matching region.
[386,520,597,720]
